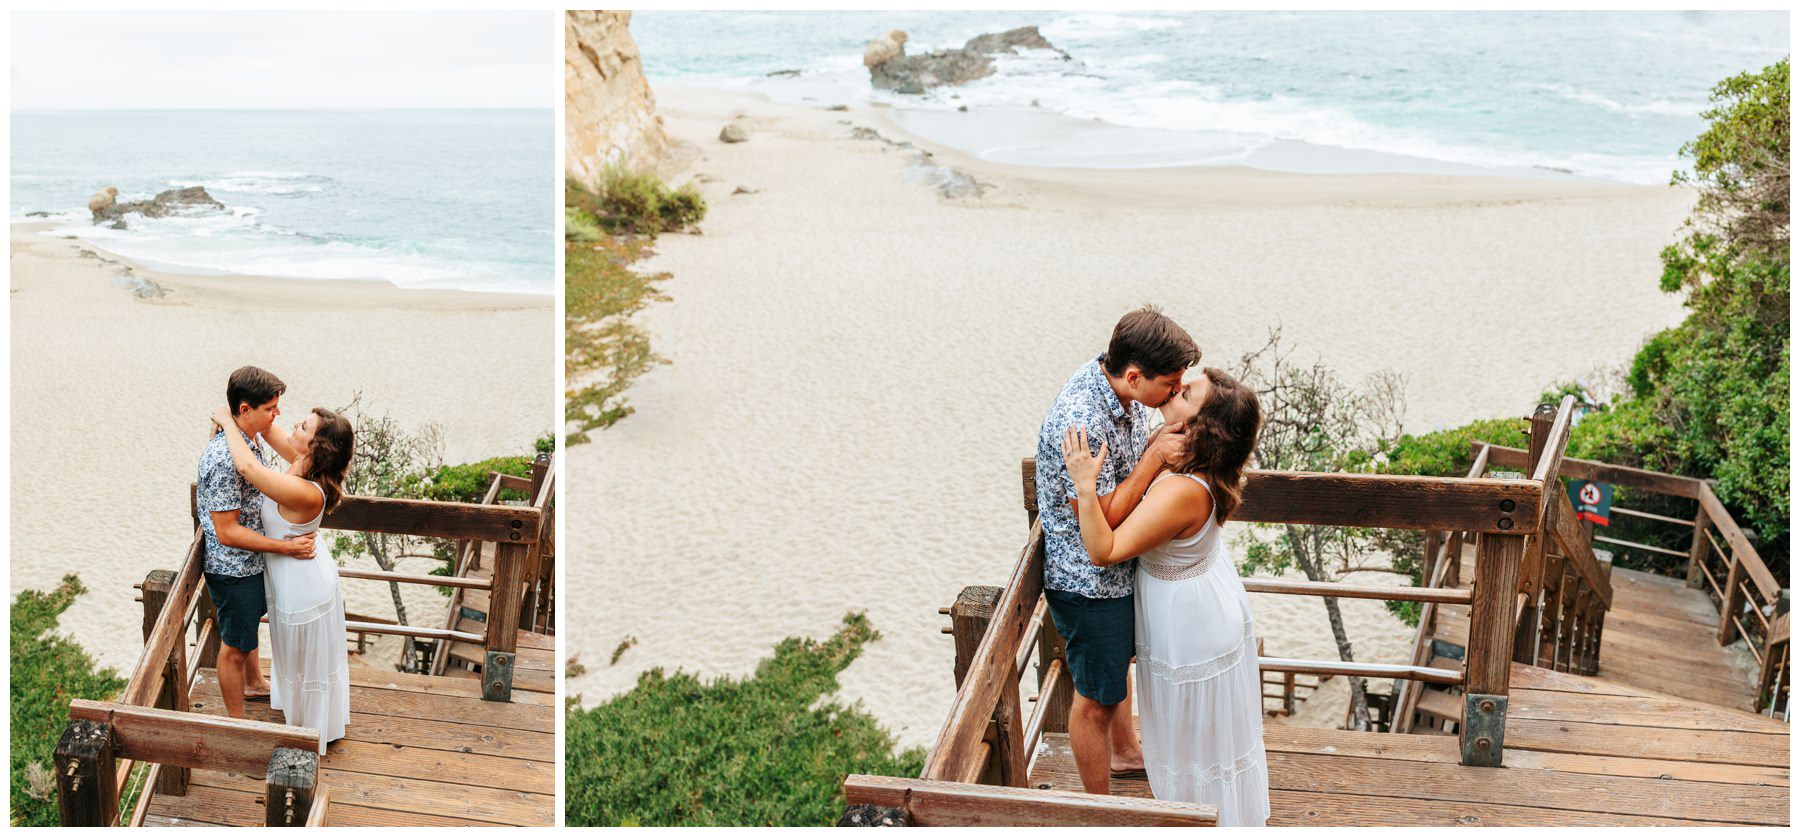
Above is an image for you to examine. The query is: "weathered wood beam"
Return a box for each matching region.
[55,720,117,827]
[1461,532,1528,766]
[324,495,540,544]
[1019,459,1539,534]
[1242,578,1473,605]
[923,522,1044,782]
[1480,444,1703,498]
[123,532,204,707]
[843,774,1219,827]
[66,700,319,775]
[140,570,191,796]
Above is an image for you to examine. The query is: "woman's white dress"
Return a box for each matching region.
[1134,473,1270,826]
[262,482,349,753]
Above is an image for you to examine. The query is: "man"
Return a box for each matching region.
[1035,306,1201,795]
[197,366,315,720]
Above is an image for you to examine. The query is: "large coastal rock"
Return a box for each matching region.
[565,11,670,188]
[866,26,1071,94]
[91,186,225,227]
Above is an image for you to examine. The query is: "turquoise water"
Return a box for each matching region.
[11,109,554,294]
[631,10,1788,182]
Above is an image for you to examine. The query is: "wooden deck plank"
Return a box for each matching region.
[1266,724,1787,787]
[190,766,553,827]
[189,670,550,731]
[1510,688,1785,733]
[142,781,510,828]
[1505,718,1788,767]
[189,678,554,762]
[1265,789,1726,827]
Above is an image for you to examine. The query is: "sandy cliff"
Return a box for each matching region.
[565,10,670,186]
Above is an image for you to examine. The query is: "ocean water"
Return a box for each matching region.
[631,10,1788,182]
[11,109,554,294]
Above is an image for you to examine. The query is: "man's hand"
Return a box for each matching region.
[1148,424,1189,468]
[284,533,317,560]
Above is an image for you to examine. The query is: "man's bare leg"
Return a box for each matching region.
[218,646,249,719]
[242,642,270,698]
[1069,693,1117,795]
[1110,680,1145,773]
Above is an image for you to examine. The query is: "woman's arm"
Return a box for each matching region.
[1063,426,1206,566]
[210,407,324,517]
[261,420,302,464]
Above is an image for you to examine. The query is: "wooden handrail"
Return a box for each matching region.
[337,567,493,590]
[1020,459,1540,534]
[68,700,319,775]
[305,787,330,827]
[1699,482,1778,599]
[325,495,540,544]
[1548,489,1614,608]
[1242,578,1472,605]
[922,521,1044,782]
[844,774,1219,826]
[1479,444,1705,498]
[123,532,205,707]
[1258,657,1462,686]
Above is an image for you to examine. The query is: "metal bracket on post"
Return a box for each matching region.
[1460,693,1508,767]
[483,650,516,702]
[265,747,317,827]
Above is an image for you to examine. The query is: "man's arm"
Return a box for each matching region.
[211,510,314,559]
[1067,426,1186,527]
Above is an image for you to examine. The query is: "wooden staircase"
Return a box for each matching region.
[1408,541,1760,734]
[438,542,554,696]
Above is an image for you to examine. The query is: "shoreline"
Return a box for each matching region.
[12,221,551,307]
[10,222,553,674]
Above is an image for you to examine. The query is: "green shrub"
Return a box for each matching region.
[567,167,706,238]
[565,614,925,826]
[11,576,127,827]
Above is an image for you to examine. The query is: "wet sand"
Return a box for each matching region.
[10,223,554,674]
[567,84,1692,746]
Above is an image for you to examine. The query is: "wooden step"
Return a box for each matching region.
[1417,688,1461,720]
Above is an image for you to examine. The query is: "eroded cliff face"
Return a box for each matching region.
[565,11,669,187]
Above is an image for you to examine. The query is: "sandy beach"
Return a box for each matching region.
[568,83,1694,746]
[9,223,554,674]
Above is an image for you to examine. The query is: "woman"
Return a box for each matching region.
[211,404,356,754]
[1063,367,1268,826]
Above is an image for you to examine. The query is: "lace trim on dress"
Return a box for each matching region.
[1150,744,1268,787]
[274,594,339,626]
[1137,618,1256,684]
[1141,548,1218,582]
[275,667,344,695]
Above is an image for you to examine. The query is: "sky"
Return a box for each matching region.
[10,11,556,109]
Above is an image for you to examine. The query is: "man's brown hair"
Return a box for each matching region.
[1101,305,1201,380]
[227,366,286,416]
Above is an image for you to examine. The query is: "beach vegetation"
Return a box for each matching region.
[565,167,706,442]
[564,613,926,826]
[10,575,127,827]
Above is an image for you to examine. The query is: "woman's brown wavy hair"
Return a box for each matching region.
[299,407,355,512]
[1168,367,1262,522]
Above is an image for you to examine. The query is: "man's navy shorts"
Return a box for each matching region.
[1044,588,1135,706]
[204,571,267,651]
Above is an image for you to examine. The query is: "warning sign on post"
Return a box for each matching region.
[1568,480,1612,526]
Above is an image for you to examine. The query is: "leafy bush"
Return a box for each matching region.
[565,614,925,826]
[567,167,706,238]
[11,576,127,827]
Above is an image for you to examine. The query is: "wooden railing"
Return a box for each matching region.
[1484,439,1787,715]
[422,452,557,678]
[58,469,551,827]
[894,412,1571,822]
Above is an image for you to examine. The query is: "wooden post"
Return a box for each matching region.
[140,570,191,796]
[1717,554,1745,646]
[949,586,1029,787]
[196,584,222,671]
[265,747,317,827]
[1686,505,1711,589]
[1460,531,1525,767]
[55,720,117,827]
[1423,531,1443,592]
[1036,609,1070,736]
[1513,405,1557,659]
[483,541,527,702]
